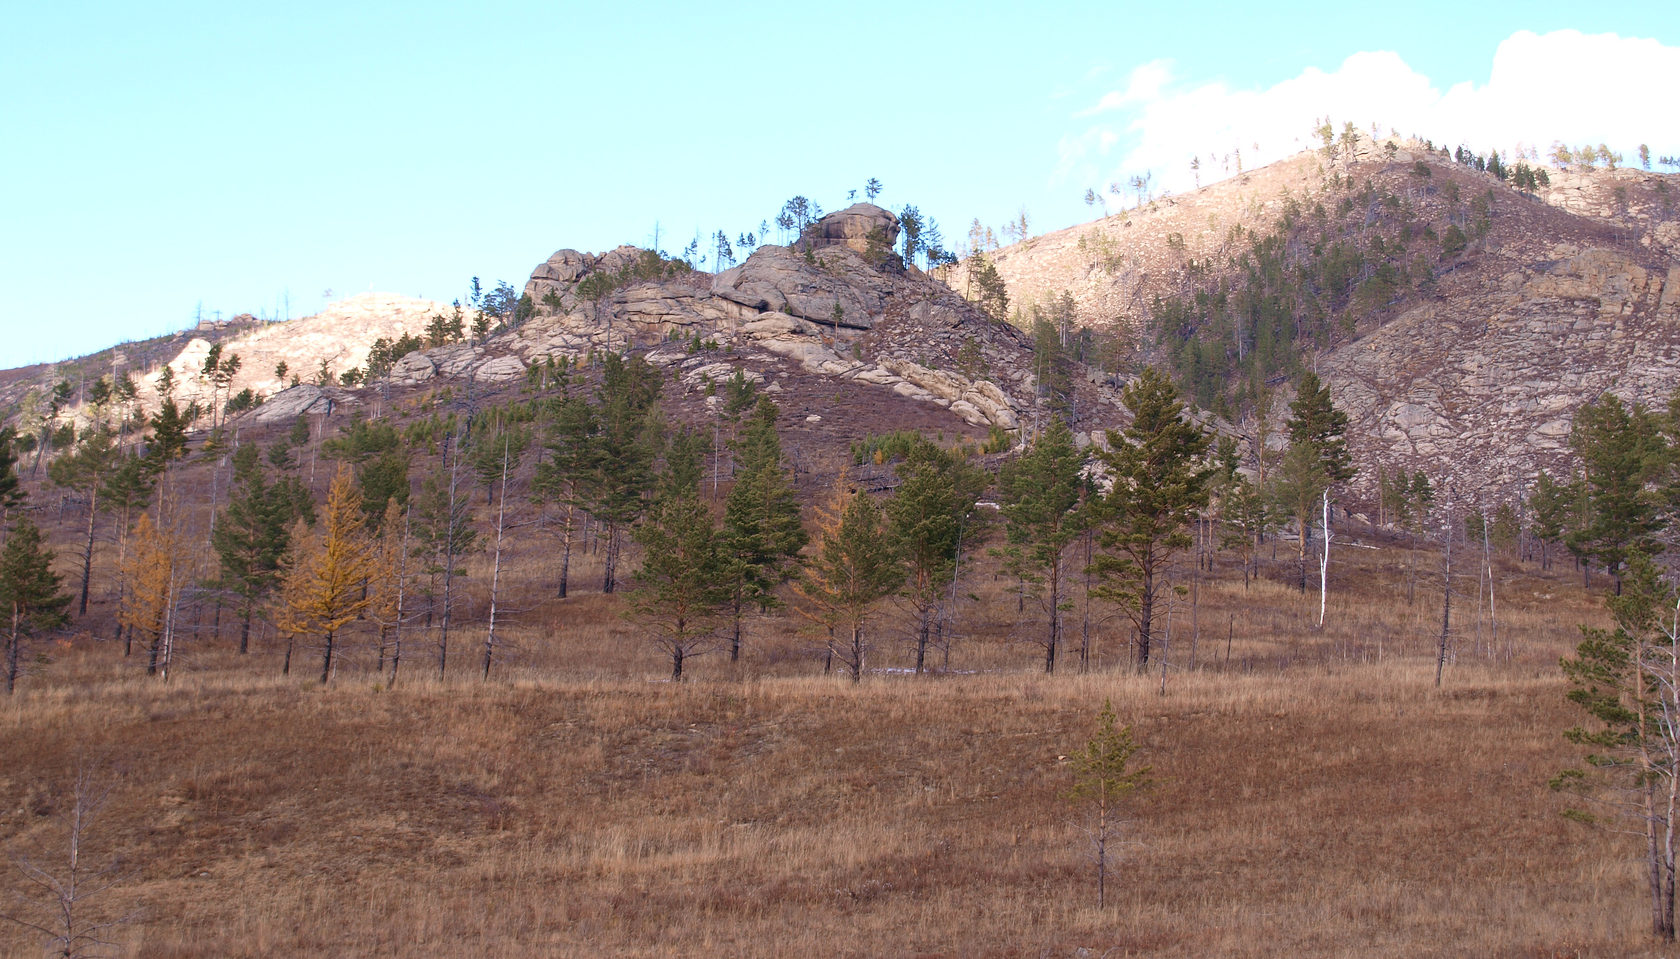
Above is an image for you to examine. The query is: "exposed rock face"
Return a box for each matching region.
[712,246,891,330]
[1538,166,1680,258]
[808,203,899,255]
[1324,245,1680,505]
[523,245,646,314]
[961,135,1680,508]
[145,293,453,418]
[249,384,349,424]
[503,223,1068,432]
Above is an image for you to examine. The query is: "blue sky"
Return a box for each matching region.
[3,1,1674,370]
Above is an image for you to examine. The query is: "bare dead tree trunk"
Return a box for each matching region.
[1484,518,1500,659]
[439,427,465,677]
[0,763,131,956]
[1317,491,1330,629]
[1436,523,1452,688]
[1080,527,1093,672]
[482,440,510,681]
[390,507,411,686]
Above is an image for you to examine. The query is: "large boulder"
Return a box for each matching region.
[711,246,889,329]
[247,385,345,424]
[810,203,899,255]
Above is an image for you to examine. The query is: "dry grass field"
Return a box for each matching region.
[0,512,1660,958]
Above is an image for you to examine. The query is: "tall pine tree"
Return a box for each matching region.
[996,417,1088,673]
[1,518,70,694]
[886,437,986,673]
[719,399,807,663]
[1091,366,1212,670]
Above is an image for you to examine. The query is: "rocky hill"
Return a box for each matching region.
[12,149,1675,512]
[960,135,1680,510]
[3,205,1127,465]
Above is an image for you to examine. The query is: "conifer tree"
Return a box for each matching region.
[47,429,118,615]
[719,399,807,662]
[630,434,726,680]
[533,373,591,599]
[1528,470,1573,572]
[577,353,663,593]
[0,426,24,521]
[885,437,985,673]
[470,420,530,506]
[1566,393,1665,590]
[213,444,313,654]
[795,475,903,683]
[1,518,71,694]
[101,452,158,650]
[1555,555,1680,939]
[1277,371,1355,591]
[276,466,375,684]
[996,417,1087,673]
[1067,699,1151,908]
[120,510,190,678]
[1092,367,1213,670]
[323,416,409,524]
[147,398,189,467]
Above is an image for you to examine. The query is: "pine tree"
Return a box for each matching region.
[1555,555,1680,939]
[47,429,118,616]
[212,444,311,654]
[577,354,663,593]
[1067,699,1151,908]
[972,254,1010,322]
[1278,371,1355,591]
[147,398,189,467]
[996,417,1087,673]
[1,518,71,694]
[322,416,409,524]
[885,437,985,673]
[795,475,903,682]
[1091,367,1213,670]
[1566,393,1666,590]
[470,418,530,506]
[1529,471,1573,571]
[276,466,376,684]
[533,378,591,599]
[719,399,807,662]
[0,426,24,520]
[630,438,726,681]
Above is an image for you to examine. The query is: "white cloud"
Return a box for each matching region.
[1061,30,1680,198]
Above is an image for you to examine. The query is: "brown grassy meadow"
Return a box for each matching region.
[0,505,1659,959]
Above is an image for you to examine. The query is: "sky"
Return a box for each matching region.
[3,1,1676,371]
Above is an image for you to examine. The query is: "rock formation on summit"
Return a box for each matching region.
[504,204,1066,433]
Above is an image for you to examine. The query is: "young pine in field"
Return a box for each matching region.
[1067,698,1151,909]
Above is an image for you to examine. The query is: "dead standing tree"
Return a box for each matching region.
[0,764,133,958]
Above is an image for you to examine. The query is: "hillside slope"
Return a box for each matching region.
[964,136,1680,507]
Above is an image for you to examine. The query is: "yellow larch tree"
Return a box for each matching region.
[276,465,375,684]
[119,509,190,680]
